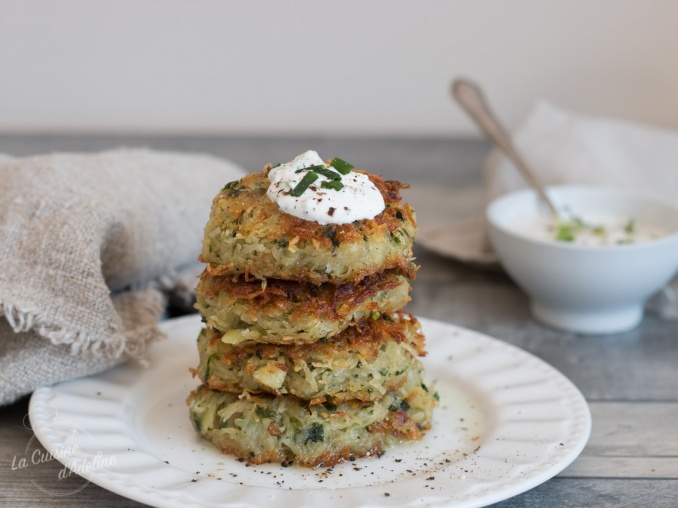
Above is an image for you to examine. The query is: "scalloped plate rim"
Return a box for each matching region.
[29,314,591,508]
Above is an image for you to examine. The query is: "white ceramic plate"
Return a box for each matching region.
[29,315,590,508]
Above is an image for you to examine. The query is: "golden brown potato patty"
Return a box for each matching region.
[193,311,425,402]
[195,268,411,343]
[200,168,417,284]
[188,361,436,467]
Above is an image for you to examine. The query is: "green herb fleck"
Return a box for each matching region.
[356,361,363,368]
[275,238,289,248]
[192,414,202,432]
[305,423,324,444]
[370,310,381,320]
[388,403,399,412]
[322,402,337,413]
[321,180,344,191]
[592,226,607,238]
[322,225,341,251]
[255,406,278,420]
[390,232,401,244]
[294,164,324,174]
[291,172,318,197]
[314,168,342,181]
[379,368,388,376]
[433,391,440,401]
[555,223,577,242]
[222,180,242,197]
[330,157,354,175]
[421,383,429,392]
[400,401,410,412]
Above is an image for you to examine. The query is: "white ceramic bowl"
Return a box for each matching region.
[487,186,678,334]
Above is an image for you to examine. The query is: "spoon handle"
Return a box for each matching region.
[452,79,558,217]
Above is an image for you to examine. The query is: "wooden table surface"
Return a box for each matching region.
[1,135,677,507]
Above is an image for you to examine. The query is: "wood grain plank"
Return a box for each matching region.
[562,457,678,479]
[561,402,678,478]
[492,478,678,508]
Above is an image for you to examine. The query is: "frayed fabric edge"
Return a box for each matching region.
[0,297,165,361]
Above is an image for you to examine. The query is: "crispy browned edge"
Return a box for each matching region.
[191,312,427,402]
[200,167,417,285]
[188,387,431,468]
[197,268,412,324]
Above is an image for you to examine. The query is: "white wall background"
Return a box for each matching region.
[1,0,678,135]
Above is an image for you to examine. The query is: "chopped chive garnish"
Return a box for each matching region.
[314,168,342,180]
[291,172,318,196]
[295,164,325,174]
[321,180,344,191]
[330,157,354,175]
[555,223,576,242]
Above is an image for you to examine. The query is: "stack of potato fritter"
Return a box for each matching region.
[189,163,437,467]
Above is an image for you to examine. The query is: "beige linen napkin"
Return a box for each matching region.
[417,102,678,318]
[485,101,678,203]
[0,149,244,405]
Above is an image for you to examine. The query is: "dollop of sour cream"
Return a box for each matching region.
[266,150,386,225]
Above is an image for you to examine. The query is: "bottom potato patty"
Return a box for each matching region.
[188,365,436,467]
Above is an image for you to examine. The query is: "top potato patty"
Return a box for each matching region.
[200,168,417,284]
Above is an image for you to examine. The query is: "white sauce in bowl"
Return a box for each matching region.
[513,214,668,246]
[266,150,385,225]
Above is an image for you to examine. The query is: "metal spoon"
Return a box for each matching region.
[451,78,559,217]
